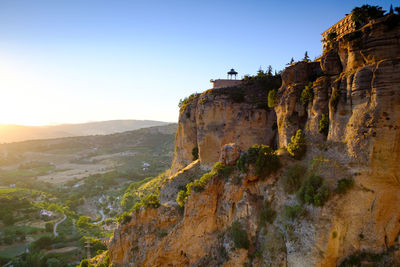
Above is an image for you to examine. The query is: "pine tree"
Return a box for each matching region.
[267,65,273,76]
[303,51,310,62]
[390,4,394,14]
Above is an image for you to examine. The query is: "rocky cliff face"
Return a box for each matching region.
[109,18,400,267]
[172,85,277,171]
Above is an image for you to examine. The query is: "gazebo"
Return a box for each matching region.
[227,68,238,80]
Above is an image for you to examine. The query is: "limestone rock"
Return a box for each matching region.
[320,49,342,75]
[219,143,241,166]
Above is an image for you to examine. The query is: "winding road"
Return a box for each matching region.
[93,209,105,225]
[54,214,67,237]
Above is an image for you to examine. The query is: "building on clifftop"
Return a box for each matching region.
[321,13,356,50]
[210,68,243,88]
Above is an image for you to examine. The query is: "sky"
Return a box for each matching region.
[0,0,395,125]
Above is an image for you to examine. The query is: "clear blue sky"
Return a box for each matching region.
[0,0,394,125]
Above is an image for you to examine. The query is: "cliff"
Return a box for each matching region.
[108,17,400,267]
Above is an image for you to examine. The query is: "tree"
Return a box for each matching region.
[303,51,310,62]
[267,65,273,76]
[287,130,306,159]
[390,4,394,14]
[351,5,385,28]
[290,57,294,65]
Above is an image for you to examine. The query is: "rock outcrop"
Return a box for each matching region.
[109,17,400,267]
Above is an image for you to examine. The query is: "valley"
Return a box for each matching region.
[0,124,177,266]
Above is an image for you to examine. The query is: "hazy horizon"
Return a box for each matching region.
[0,0,393,126]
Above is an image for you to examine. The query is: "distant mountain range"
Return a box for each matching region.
[0,120,172,143]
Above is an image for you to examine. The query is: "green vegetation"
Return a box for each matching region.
[178,93,198,112]
[229,221,249,250]
[79,236,107,256]
[384,12,400,30]
[236,144,280,179]
[324,31,338,50]
[339,251,389,267]
[303,51,310,62]
[329,89,339,112]
[267,89,277,108]
[120,171,168,211]
[300,82,314,106]
[332,231,338,239]
[130,193,161,213]
[176,190,187,207]
[282,164,306,194]
[336,178,354,194]
[192,147,199,161]
[176,162,232,207]
[283,205,305,220]
[296,174,329,206]
[318,114,329,137]
[258,200,276,227]
[351,5,385,28]
[287,130,306,160]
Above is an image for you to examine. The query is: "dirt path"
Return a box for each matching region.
[54,214,67,237]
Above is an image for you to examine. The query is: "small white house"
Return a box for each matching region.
[40,210,53,217]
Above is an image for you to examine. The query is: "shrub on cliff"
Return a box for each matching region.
[283,205,305,220]
[336,178,354,194]
[287,130,306,160]
[300,82,314,106]
[236,144,280,179]
[258,200,276,227]
[329,89,339,112]
[178,93,198,113]
[130,193,161,213]
[318,114,329,137]
[192,147,199,161]
[296,174,329,206]
[178,162,229,206]
[117,212,132,224]
[283,164,306,194]
[268,89,277,108]
[176,190,187,207]
[351,5,385,28]
[229,221,249,250]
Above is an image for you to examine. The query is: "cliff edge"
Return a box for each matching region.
[108,16,400,267]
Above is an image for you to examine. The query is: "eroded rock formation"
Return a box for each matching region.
[109,18,400,267]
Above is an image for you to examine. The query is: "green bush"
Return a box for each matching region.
[336,178,354,194]
[330,89,339,112]
[117,212,132,224]
[178,162,229,206]
[229,221,249,250]
[268,89,277,108]
[296,174,329,206]
[258,200,276,227]
[192,147,199,161]
[283,164,306,194]
[236,153,248,172]
[176,190,187,207]
[45,221,54,232]
[130,193,161,213]
[283,205,305,220]
[318,114,329,137]
[351,5,385,28]
[300,82,314,106]
[178,93,198,112]
[236,145,280,179]
[287,130,306,160]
